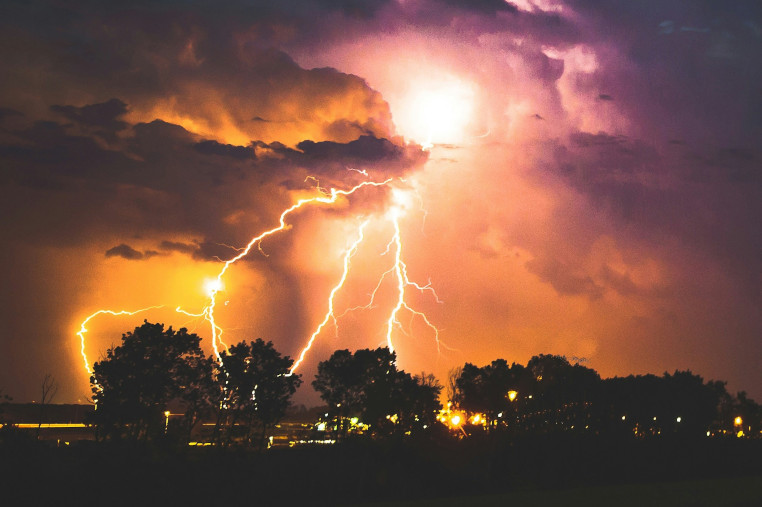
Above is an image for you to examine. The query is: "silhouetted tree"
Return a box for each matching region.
[88,321,214,442]
[602,370,728,437]
[396,373,442,433]
[446,366,462,405]
[218,339,301,448]
[525,354,601,431]
[313,348,440,438]
[36,374,58,440]
[452,359,528,431]
[0,388,10,421]
[730,390,762,436]
[176,353,220,442]
[313,348,392,437]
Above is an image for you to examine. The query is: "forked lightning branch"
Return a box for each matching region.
[77,177,444,381]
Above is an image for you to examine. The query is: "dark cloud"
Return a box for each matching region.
[0,107,23,120]
[433,0,518,15]
[50,98,128,134]
[569,132,628,148]
[547,131,762,301]
[0,101,417,253]
[105,244,148,260]
[526,257,604,299]
[194,140,256,160]
[1,0,760,406]
[159,241,199,255]
[297,134,423,165]
[254,134,427,177]
[313,0,392,18]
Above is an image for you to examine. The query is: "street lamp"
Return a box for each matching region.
[164,410,171,434]
[507,390,518,402]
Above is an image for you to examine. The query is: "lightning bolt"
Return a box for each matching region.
[76,178,446,385]
[174,306,227,349]
[290,219,370,373]
[200,179,392,362]
[384,212,443,354]
[77,306,163,375]
[291,188,445,372]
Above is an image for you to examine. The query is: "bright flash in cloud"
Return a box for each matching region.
[204,278,224,297]
[395,74,476,148]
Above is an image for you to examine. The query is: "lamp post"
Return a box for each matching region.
[734,416,743,437]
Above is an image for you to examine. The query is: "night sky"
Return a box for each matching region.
[1,0,760,405]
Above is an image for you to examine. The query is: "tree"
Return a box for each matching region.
[88,321,215,442]
[452,359,527,431]
[175,353,220,442]
[525,354,601,431]
[395,373,442,433]
[730,390,761,436]
[36,374,58,440]
[312,347,441,438]
[218,339,301,448]
[312,348,386,438]
[0,388,11,421]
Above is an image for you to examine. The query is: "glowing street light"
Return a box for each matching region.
[507,390,518,402]
[164,410,171,434]
[734,416,743,427]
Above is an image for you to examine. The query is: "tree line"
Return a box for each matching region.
[81,321,759,447]
[86,321,442,446]
[449,354,760,438]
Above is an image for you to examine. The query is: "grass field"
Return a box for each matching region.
[359,475,762,507]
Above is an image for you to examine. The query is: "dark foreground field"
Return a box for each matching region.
[361,475,762,506]
[2,434,761,506]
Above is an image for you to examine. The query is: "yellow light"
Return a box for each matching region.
[450,415,461,427]
[507,390,518,402]
[203,278,223,297]
[734,416,743,426]
[737,430,744,438]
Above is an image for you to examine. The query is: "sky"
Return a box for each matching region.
[0,0,760,405]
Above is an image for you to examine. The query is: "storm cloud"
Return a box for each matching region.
[0,0,760,406]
